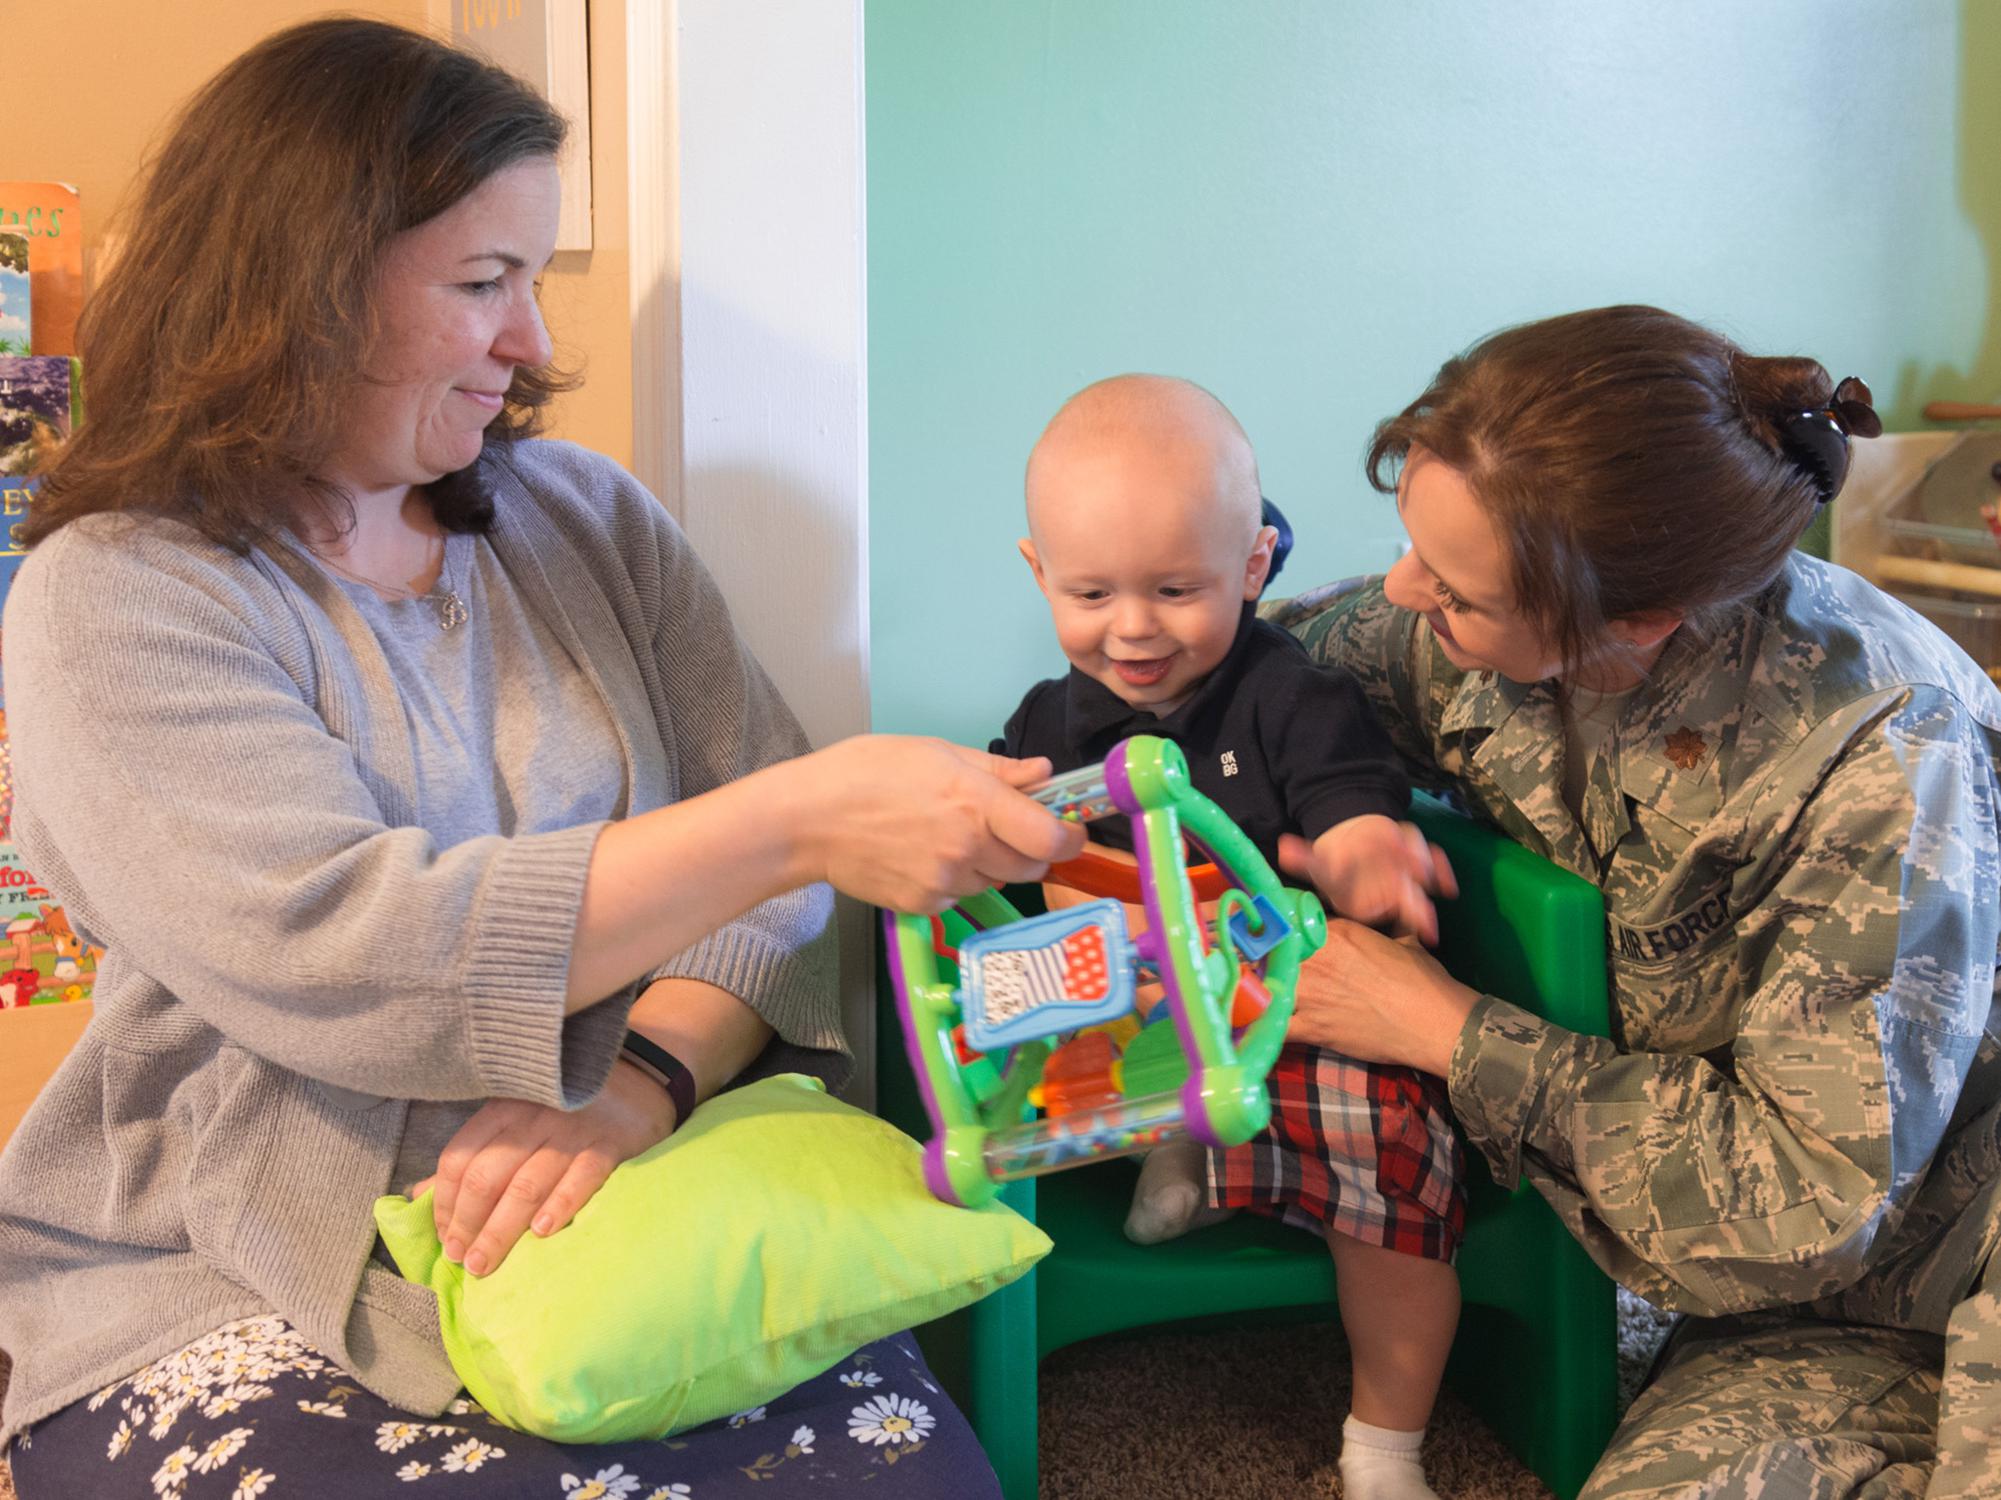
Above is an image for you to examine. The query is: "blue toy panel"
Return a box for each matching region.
[959,901,1135,1051]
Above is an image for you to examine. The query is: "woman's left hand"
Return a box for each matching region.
[411,1059,677,1277]
[1287,918,1481,1078]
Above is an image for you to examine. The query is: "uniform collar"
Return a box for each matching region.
[1062,601,1261,745]
[1430,605,1757,876]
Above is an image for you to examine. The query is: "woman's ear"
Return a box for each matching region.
[1242,525,1280,600]
[1607,608,1684,654]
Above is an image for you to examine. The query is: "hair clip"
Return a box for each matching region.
[1830,376,1883,439]
[1780,376,1881,504]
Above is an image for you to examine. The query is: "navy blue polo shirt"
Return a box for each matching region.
[993,604,1408,866]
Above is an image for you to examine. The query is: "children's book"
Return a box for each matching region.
[0,232,27,357]
[0,184,80,357]
[0,477,94,1005]
[0,355,81,478]
[0,475,32,600]
[0,846,95,1007]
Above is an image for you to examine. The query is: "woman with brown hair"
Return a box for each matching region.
[0,18,1075,1496]
[1276,305,2001,1497]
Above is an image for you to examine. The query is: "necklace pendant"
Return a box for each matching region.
[438,590,468,631]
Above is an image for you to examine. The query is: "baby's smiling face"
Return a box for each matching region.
[1022,422,1272,717]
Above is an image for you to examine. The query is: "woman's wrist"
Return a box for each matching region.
[1423,973,1481,1077]
[745,751,831,895]
[625,977,774,1110]
[610,1054,682,1135]
[620,1030,698,1126]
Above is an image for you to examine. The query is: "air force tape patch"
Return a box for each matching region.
[1610,881,1735,963]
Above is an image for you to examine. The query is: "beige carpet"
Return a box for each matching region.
[1039,1321,1552,1499]
[1037,1290,1673,1498]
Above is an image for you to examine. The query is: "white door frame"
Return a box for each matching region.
[626,0,876,1100]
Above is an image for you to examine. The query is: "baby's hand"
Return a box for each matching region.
[1278,815,1457,947]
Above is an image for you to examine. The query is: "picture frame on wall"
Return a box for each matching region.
[454,0,593,252]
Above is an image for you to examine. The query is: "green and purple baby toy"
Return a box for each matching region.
[884,734,1326,1207]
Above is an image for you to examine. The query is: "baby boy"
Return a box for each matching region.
[994,374,1464,1500]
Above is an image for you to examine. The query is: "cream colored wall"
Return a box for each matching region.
[543,0,633,469]
[10,0,632,469]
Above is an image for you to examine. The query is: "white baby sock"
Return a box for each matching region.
[1337,1415,1437,1500]
[1122,1137,1235,1245]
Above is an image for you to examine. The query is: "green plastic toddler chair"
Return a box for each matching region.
[876,795,1618,1500]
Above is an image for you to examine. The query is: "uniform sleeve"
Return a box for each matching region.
[1447,686,1999,1314]
[1265,577,1454,789]
[5,524,607,1108]
[615,475,842,1076]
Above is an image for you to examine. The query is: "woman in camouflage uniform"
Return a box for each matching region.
[1276,306,2001,1499]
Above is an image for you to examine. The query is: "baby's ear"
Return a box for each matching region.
[1018,537,1048,589]
[1242,525,1280,599]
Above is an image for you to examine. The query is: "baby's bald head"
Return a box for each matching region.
[1024,374,1262,547]
[1017,376,1277,715]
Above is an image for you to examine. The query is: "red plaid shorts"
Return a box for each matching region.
[1208,1042,1467,1261]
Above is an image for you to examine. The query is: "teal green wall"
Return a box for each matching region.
[867,2,2001,742]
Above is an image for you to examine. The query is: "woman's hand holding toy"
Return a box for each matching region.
[786,737,1085,914]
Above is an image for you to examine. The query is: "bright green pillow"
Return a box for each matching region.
[374,1073,1049,1443]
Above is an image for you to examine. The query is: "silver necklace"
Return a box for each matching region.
[435,537,468,631]
[313,534,466,631]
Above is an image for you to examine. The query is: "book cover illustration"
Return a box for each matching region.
[0,847,97,1007]
[0,475,33,600]
[0,232,26,357]
[0,355,81,478]
[0,183,81,357]
[0,476,95,1005]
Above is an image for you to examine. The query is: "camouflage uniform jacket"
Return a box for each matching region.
[1271,554,2001,1331]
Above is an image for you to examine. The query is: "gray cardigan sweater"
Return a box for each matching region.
[0,441,840,1443]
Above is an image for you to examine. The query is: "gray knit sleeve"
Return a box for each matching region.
[602,465,845,1083]
[4,520,606,1107]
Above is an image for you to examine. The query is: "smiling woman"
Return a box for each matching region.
[0,17,1073,1498]
[302,158,564,605]
[1367,307,1833,692]
[22,20,573,559]
[319,160,561,513]
[1384,451,1681,691]
[1278,304,2001,1498]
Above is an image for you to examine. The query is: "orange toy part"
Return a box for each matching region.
[1039,1031,1122,1116]
[1046,845,1230,903]
[1229,970,1272,1029]
[949,1024,982,1065]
